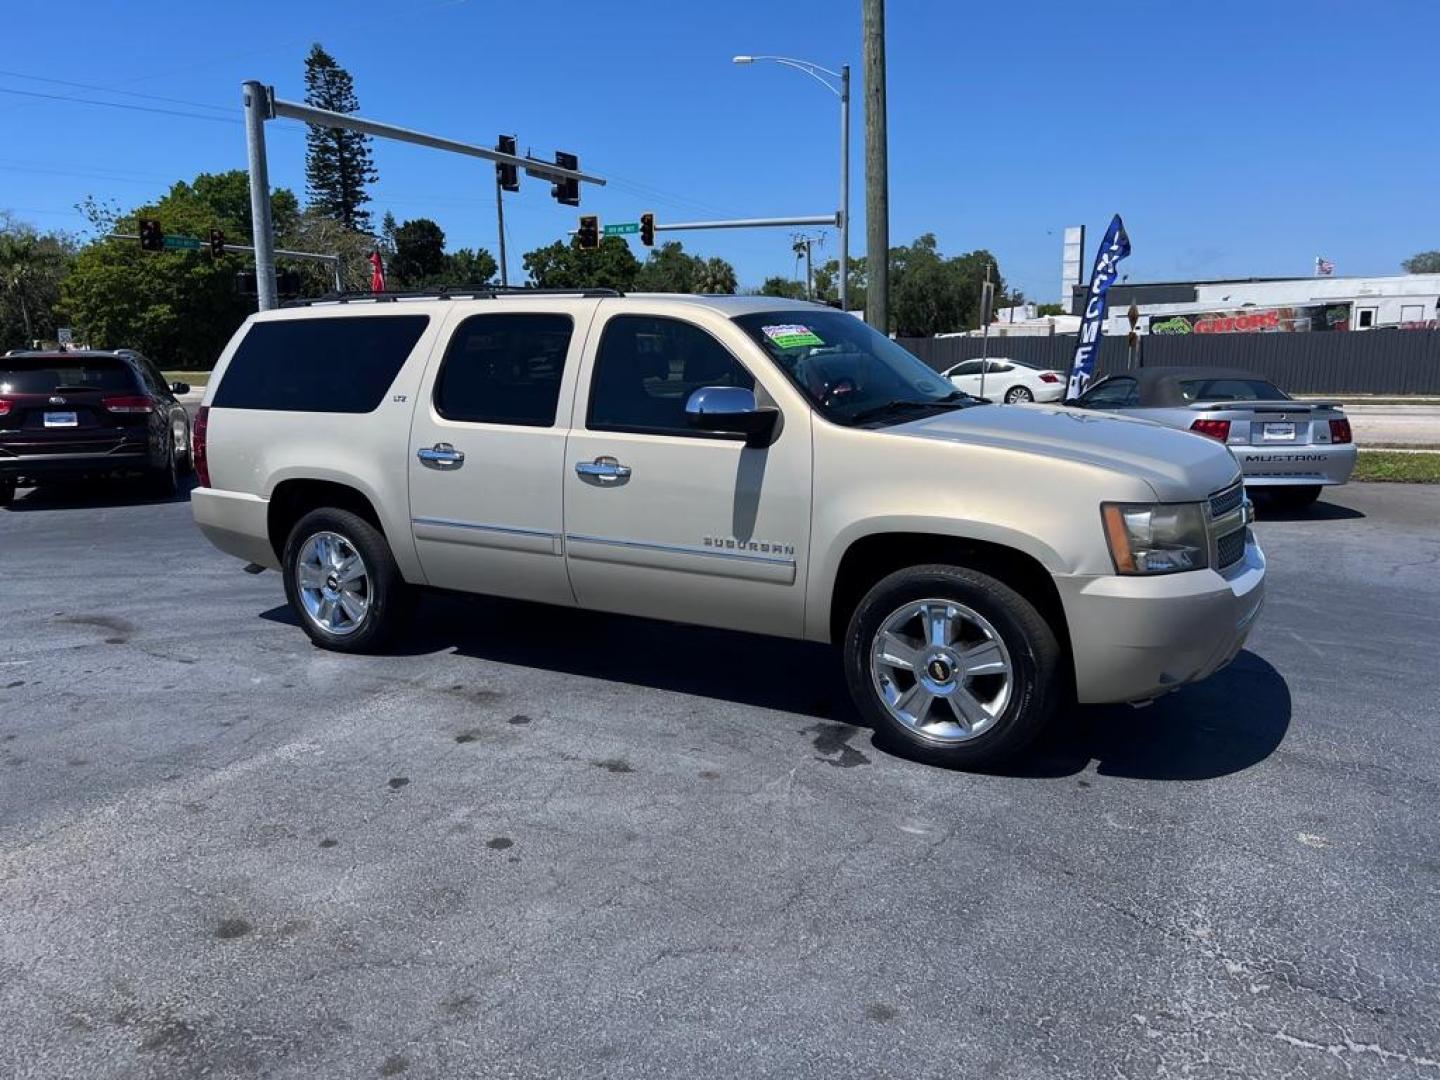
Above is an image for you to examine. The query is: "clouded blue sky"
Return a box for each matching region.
[2,0,1435,299]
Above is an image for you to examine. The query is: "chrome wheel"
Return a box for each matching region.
[1005,386,1033,404]
[869,598,1013,743]
[295,531,371,636]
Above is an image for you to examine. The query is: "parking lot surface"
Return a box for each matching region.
[2,481,1438,1079]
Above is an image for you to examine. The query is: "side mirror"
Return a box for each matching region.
[170,382,190,395]
[685,386,779,448]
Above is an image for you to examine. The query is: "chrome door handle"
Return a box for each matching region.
[417,442,465,470]
[575,456,631,482]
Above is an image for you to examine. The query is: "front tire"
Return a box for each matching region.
[1004,386,1034,404]
[283,508,413,653]
[843,565,1061,769]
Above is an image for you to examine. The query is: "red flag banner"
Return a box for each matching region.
[368,251,385,293]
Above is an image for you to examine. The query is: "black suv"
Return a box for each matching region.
[0,349,192,505]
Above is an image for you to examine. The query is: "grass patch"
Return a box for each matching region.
[162,370,210,388]
[1353,450,1440,483]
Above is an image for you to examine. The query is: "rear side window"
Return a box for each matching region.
[433,313,573,427]
[213,315,428,412]
[0,357,140,395]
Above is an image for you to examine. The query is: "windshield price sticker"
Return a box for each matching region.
[761,324,824,349]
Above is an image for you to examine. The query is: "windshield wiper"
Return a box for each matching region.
[848,399,947,424]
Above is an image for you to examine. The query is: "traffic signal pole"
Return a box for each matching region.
[495,176,508,286]
[242,81,279,311]
[655,214,839,233]
[241,81,605,308]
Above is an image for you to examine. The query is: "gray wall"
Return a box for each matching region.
[900,331,1440,395]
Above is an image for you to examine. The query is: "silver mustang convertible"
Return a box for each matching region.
[1070,366,1356,507]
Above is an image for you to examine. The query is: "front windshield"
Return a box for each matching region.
[733,310,978,426]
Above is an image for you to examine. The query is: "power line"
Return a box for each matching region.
[0,69,232,114]
[0,86,240,124]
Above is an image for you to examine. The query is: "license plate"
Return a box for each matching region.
[43,411,78,428]
[1262,422,1295,441]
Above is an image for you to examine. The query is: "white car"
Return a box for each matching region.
[942,358,1066,404]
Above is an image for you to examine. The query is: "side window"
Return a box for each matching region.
[214,315,429,413]
[950,360,983,377]
[1079,377,1137,408]
[588,315,754,437]
[433,313,573,427]
[138,358,169,397]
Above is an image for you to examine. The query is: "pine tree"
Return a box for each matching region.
[303,44,378,233]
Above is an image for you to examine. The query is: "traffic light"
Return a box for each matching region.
[495,134,519,192]
[551,151,580,206]
[639,212,655,247]
[208,229,226,257]
[138,218,164,252]
[577,215,599,251]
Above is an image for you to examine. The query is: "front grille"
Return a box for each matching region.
[1216,527,1246,569]
[1209,482,1244,518]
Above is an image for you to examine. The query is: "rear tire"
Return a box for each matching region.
[1004,386,1034,404]
[283,508,413,654]
[146,434,180,498]
[0,480,14,507]
[843,564,1061,770]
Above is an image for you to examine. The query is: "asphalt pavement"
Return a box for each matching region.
[1,480,1438,1079]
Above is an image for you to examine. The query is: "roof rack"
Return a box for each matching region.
[283,285,624,307]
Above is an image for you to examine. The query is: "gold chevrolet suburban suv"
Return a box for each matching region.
[192,290,1265,768]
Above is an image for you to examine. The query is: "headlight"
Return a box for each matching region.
[1101,502,1209,574]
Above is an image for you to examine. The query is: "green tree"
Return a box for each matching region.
[1402,251,1440,274]
[1035,302,1065,317]
[303,44,378,232]
[889,234,1006,336]
[631,241,737,294]
[634,241,698,292]
[0,215,74,347]
[811,255,867,311]
[759,275,806,299]
[522,235,640,291]
[695,257,737,294]
[446,248,498,286]
[389,218,447,286]
[61,173,302,367]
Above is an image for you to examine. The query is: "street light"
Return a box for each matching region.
[733,54,850,312]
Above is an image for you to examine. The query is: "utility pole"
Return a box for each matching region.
[495,175,509,286]
[863,0,889,332]
[242,81,278,311]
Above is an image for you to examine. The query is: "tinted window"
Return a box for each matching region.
[1178,378,1287,402]
[213,315,428,413]
[434,313,572,427]
[589,315,753,436]
[0,356,140,395]
[949,360,983,377]
[1079,378,1138,407]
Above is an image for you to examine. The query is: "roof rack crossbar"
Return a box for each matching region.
[283,285,624,307]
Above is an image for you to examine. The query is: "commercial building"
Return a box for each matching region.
[1067,273,1440,336]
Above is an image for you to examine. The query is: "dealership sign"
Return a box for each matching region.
[1149,304,1351,335]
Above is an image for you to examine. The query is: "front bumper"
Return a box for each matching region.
[1232,441,1356,486]
[1055,532,1266,704]
[192,487,278,569]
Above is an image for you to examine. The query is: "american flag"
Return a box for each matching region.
[1315,256,1335,276]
